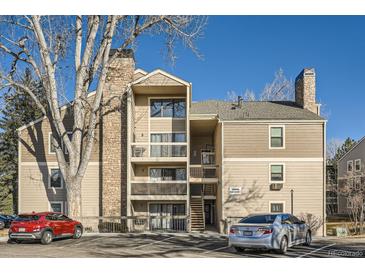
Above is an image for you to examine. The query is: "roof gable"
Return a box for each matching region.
[132,69,189,87]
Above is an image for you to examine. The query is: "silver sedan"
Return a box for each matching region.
[228,213,312,254]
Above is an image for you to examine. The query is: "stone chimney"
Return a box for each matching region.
[101,49,135,217]
[295,68,320,115]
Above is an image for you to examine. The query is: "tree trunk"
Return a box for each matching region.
[66,178,82,218]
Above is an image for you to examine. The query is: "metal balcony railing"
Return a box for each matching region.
[190,165,217,178]
[131,143,187,158]
[131,182,187,195]
[75,216,188,233]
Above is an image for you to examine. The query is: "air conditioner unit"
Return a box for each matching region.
[270,183,283,191]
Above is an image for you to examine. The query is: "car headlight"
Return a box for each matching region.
[33,227,41,232]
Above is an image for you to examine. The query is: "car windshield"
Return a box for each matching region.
[15,215,40,221]
[239,215,278,224]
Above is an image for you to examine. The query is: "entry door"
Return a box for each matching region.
[204,204,211,224]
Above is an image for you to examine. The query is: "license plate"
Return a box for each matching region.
[18,228,25,232]
[242,230,253,236]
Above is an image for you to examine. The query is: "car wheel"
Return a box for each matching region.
[73,226,82,239]
[234,246,245,252]
[278,236,288,254]
[304,231,311,246]
[41,230,53,245]
[7,239,20,244]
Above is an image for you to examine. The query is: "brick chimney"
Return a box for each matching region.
[295,68,320,115]
[101,49,135,217]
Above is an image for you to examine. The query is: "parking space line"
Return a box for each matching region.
[132,236,175,249]
[297,243,336,258]
[202,245,230,254]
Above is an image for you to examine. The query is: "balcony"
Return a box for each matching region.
[131,181,187,197]
[131,143,188,163]
[190,165,218,183]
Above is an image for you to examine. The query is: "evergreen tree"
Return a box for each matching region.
[0,69,44,214]
[328,137,357,166]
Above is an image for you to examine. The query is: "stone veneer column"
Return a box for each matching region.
[295,68,317,114]
[101,49,135,217]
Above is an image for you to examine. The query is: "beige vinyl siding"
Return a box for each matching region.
[134,73,185,86]
[19,163,100,216]
[19,117,100,163]
[150,119,186,133]
[224,123,324,158]
[223,161,324,234]
[134,94,149,142]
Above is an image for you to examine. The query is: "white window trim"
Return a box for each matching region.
[49,201,64,213]
[346,198,353,209]
[347,160,354,173]
[269,125,285,150]
[48,132,56,155]
[355,159,361,172]
[148,96,187,119]
[48,168,64,189]
[269,163,285,184]
[49,132,73,155]
[269,201,286,213]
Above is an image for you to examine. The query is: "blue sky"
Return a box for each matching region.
[135,16,365,143]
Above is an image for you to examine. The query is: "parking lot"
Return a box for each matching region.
[1,233,365,258]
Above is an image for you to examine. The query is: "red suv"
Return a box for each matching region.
[8,212,83,245]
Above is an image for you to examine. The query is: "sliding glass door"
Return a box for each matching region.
[149,203,185,230]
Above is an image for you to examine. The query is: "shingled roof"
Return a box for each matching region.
[190,100,324,121]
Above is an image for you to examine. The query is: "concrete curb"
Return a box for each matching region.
[0,237,8,242]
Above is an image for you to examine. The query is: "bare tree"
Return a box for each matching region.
[225,68,293,102]
[260,68,293,101]
[326,138,343,161]
[243,89,255,101]
[298,213,323,234]
[338,170,365,235]
[0,15,207,217]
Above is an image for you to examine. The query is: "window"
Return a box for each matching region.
[270,202,284,213]
[150,145,187,157]
[355,177,361,190]
[355,159,362,172]
[149,203,186,230]
[49,133,56,154]
[49,168,63,189]
[270,126,284,148]
[347,160,353,173]
[347,198,353,209]
[239,215,278,224]
[270,164,284,182]
[150,99,186,118]
[151,133,186,143]
[50,202,63,213]
[49,132,73,154]
[149,168,186,181]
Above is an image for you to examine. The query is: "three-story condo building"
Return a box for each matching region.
[17,50,326,235]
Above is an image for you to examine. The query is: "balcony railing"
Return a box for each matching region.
[131,182,187,195]
[131,143,187,158]
[75,216,187,233]
[201,151,215,165]
[190,165,217,178]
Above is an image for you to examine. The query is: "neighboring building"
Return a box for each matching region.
[326,161,338,217]
[337,136,365,215]
[17,51,326,235]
